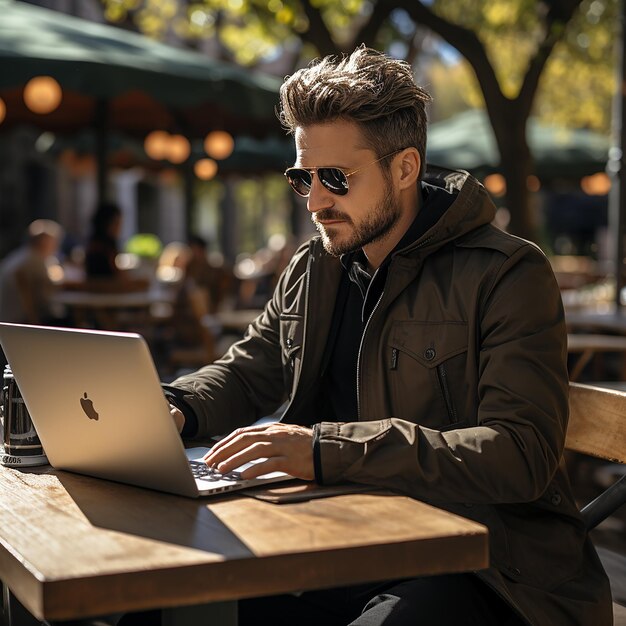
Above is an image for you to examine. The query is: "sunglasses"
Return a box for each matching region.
[284,149,404,197]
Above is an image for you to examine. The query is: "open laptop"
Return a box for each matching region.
[0,322,293,497]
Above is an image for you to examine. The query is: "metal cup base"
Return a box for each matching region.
[0,450,49,467]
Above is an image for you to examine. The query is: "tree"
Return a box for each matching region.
[101,0,617,241]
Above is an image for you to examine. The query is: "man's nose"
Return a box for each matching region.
[307,175,334,214]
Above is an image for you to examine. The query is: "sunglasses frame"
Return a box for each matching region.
[284,149,405,197]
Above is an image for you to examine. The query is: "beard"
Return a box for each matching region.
[313,185,402,257]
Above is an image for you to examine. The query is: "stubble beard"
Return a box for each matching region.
[314,186,402,258]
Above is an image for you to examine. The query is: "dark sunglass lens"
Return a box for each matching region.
[318,168,349,195]
[286,169,312,196]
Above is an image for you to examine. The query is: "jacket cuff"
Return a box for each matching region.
[312,423,323,484]
[316,421,370,484]
[162,385,199,438]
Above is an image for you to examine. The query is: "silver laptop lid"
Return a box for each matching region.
[0,323,199,497]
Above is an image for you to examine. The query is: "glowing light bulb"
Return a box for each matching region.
[194,158,218,180]
[167,134,191,164]
[23,76,62,114]
[204,130,234,160]
[144,130,171,161]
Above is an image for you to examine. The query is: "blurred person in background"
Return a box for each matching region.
[185,235,230,313]
[85,202,122,279]
[0,219,63,324]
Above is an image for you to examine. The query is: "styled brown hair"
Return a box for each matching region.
[278,45,432,178]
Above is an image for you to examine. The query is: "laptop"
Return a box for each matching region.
[0,322,293,497]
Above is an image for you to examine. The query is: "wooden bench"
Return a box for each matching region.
[568,383,626,624]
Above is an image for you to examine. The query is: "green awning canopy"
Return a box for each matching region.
[426,109,609,180]
[0,0,283,138]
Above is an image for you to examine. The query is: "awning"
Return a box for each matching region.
[426,109,609,180]
[0,0,282,138]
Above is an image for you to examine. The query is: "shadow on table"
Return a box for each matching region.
[54,470,253,558]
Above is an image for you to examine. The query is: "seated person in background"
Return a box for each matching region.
[85,202,122,279]
[165,46,611,625]
[185,235,230,314]
[84,203,147,293]
[0,219,63,324]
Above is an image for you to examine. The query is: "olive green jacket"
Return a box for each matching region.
[169,168,611,625]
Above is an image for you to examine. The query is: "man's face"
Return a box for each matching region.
[294,121,402,258]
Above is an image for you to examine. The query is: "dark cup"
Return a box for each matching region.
[1,365,48,466]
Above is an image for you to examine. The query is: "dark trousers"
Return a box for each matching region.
[239,574,526,626]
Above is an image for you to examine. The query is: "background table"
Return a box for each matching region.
[0,465,488,625]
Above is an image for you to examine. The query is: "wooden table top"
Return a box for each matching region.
[52,288,171,309]
[565,306,626,334]
[0,465,488,621]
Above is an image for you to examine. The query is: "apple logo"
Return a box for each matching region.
[80,393,99,421]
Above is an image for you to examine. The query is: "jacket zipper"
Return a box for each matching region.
[356,236,434,421]
[356,290,384,420]
[436,363,457,423]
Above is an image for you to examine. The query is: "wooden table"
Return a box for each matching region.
[567,333,626,381]
[214,309,263,334]
[52,288,174,333]
[565,306,626,335]
[0,465,488,625]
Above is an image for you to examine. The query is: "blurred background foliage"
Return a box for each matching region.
[100,0,616,133]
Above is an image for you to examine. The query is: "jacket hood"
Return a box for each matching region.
[400,165,497,255]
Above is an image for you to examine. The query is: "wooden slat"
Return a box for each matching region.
[567,383,626,463]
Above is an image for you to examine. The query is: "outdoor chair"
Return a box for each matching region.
[567,382,626,624]
[168,286,219,371]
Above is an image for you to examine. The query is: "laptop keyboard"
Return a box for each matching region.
[189,461,243,482]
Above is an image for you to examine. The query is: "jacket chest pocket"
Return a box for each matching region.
[389,321,469,428]
[279,313,304,395]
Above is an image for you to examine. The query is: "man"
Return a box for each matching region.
[0,219,63,324]
[165,46,611,625]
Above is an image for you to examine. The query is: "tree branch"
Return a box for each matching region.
[352,0,396,48]
[396,1,507,117]
[299,0,340,56]
[517,0,584,120]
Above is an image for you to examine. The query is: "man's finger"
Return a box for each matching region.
[208,440,273,472]
[205,424,274,456]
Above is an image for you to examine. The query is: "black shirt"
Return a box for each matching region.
[318,183,450,422]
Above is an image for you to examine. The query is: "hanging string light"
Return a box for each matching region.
[167,134,191,164]
[0,98,5,125]
[23,76,62,114]
[483,173,506,197]
[194,158,218,180]
[204,130,234,160]
[144,130,170,161]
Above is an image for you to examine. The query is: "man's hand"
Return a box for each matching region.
[202,423,315,480]
[169,404,185,433]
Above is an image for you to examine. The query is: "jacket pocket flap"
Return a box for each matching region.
[390,321,468,367]
[279,313,304,358]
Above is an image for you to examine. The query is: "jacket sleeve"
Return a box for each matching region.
[163,247,309,439]
[316,243,570,505]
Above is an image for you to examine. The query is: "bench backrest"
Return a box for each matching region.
[566,382,626,530]
[567,383,626,464]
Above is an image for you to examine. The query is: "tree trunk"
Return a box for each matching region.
[486,97,535,241]
[499,136,535,242]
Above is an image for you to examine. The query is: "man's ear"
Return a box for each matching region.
[396,148,421,191]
